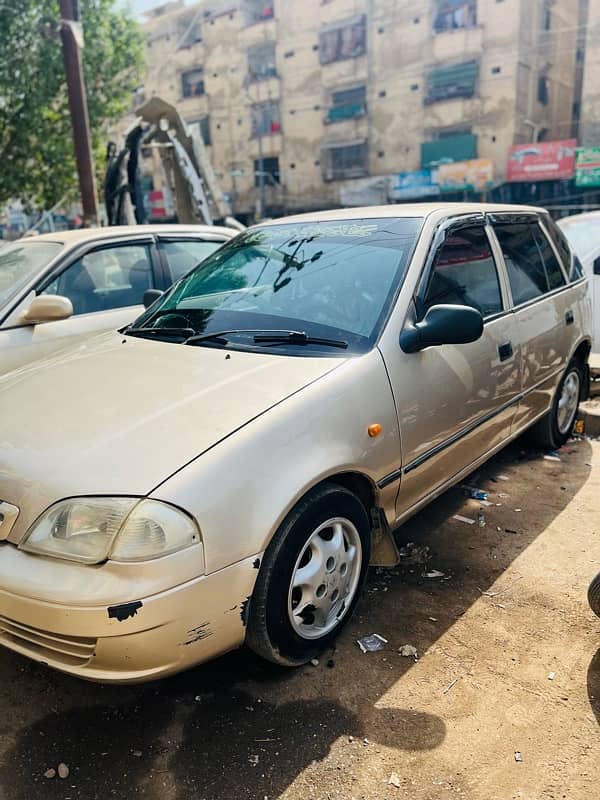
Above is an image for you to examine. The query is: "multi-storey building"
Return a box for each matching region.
[125,0,581,220]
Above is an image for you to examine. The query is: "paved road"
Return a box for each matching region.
[0,438,598,800]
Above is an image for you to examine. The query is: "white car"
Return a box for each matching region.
[0,224,236,373]
[558,212,600,350]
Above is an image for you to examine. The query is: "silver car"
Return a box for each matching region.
[0,224,236,373]
[0,204,591,682]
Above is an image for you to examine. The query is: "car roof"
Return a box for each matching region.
[558,211,600,226]
[258,202,543,226]
[15,224,238,246]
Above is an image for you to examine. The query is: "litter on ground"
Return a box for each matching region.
[453,514,475,525]
[398,644,418,658]
[357,634,388,653]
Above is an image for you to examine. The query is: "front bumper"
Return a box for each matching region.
[0,551,259,683]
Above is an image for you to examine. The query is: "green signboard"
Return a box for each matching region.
[575,147,600,187]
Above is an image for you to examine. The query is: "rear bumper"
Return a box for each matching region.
[0,554,259,683]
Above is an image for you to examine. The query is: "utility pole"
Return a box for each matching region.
[59,0,98,225]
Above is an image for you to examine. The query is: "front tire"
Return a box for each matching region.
[529,359,583,450]
[589,572,600,618]
[246,484,371,666]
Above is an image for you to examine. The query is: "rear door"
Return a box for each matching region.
[488,214,574,430]
[381,215,522,518]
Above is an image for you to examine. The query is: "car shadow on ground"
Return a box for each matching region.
[0,438,593,800]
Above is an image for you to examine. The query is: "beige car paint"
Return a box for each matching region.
[0,225,235,374]
[0,203,592,682]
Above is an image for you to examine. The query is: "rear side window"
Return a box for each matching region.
[532,225,566,291]
[493,223,549,305]
[161,239,225,283]
[422,225,503,318]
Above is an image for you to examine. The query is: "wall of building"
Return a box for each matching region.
[116,0,581,218]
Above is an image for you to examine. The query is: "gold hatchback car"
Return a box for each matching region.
[0,204,591,682]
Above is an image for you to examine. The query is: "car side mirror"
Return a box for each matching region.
[20,295,73,325]
[143,289,164,309]
[400,304,484,353]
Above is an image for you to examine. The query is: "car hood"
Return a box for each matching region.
[0,332,343,542]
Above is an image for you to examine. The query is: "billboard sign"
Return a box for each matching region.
[388,169,440,201]
[575,147,600,187]
[507,139,577,182]
[437,159,494,192]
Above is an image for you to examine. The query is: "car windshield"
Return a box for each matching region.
[130,217,422,354]
[0,240,63,306]
[559,217,600,259]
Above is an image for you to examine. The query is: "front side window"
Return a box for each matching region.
[493,223,549,305]
[422,225,502,318]
[43,244,154,315]
[0,241,63,307]
[130,218,422,354]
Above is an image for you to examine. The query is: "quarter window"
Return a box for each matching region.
[422,225,502,318]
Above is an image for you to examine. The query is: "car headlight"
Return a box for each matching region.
[20,497,201,565]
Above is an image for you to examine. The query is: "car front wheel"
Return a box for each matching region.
[246,484,371,666]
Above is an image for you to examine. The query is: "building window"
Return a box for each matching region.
[543,4,552,30]
[326,85,367,123]
[319,15,366,65]
[424,60,479,104]
[243,0,274,25]
[538,74,549,105]
[251,100,281,137]
[433,1,477,33]
[247,41,277,82]
[254,156,280,186]
[177,15,203,48]
[187,116,211,146]
[181,67,205,98]
[322,141,368,181]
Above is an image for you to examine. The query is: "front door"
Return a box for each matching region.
[379,218,522,520]
[0,241,155,373]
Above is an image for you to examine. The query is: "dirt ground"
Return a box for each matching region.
[0,438,598,800]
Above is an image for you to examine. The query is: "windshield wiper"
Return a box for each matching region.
[126,326,195,340]
[254,331,348,349]
[185,329,348,349]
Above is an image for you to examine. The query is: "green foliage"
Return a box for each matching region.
[0,1,143,210]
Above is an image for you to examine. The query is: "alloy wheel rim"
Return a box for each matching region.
[557,370,580,434]
[287,517,362,640]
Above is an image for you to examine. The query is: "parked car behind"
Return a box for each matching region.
[0,203,591,682]
[0,224,236,373]
[558,211,600,350]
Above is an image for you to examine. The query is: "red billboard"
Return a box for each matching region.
[507,139,577,182]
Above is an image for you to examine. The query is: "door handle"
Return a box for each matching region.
[498,342,513,361]
[565,310,574,325]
